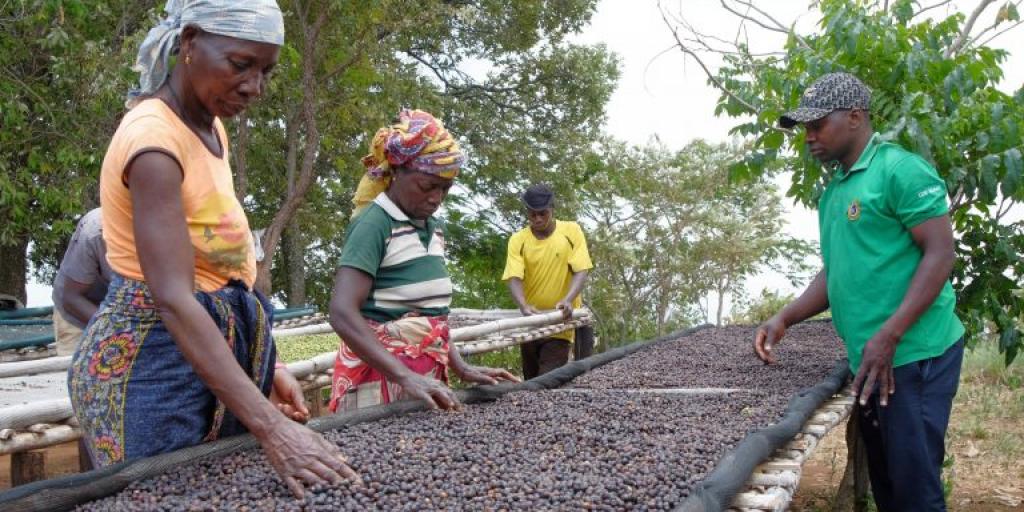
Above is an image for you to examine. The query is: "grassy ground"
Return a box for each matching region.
[275,334,524,367]
[275,333,340,362]
[792,342,1024,511]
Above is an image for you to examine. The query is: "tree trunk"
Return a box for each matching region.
[255,24,322,295]
[655,291,669,336]
[285,220,306,307]
[282,109,305,308]
[715,281,727,327]
[253,109,298,295]
[0,238,30,306]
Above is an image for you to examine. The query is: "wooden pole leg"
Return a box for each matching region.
[833,403,871,511]
[11,450,46,487]
[573,325,595,360]
[78,438,93,472]
[304,388,323,418]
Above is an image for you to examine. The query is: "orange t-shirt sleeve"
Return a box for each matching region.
[100,107,189,283]
[113,114,189,187]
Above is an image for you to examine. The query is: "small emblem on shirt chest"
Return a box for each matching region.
[847,199,861,221]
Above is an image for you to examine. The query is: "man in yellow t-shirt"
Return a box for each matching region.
[502,184,594,379]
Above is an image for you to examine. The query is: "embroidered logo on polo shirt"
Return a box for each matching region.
[847,199,861,221]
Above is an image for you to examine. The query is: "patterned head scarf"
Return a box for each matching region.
[351,109,466,216]
[128,0,285,105]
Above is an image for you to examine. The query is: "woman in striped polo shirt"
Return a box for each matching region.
[327,109,518,412]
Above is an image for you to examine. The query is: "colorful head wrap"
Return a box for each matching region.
[128,0,285,106]
[352,109,466,215]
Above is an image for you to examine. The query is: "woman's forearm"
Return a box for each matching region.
[154,294,281,438]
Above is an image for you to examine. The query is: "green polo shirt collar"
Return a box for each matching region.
[836,132,882,180]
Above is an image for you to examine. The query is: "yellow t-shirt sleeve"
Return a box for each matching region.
[567,223,593,273]
[501,232,526,281]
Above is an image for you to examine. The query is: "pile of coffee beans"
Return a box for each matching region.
[78,323,845,511]
[574,322,844,395]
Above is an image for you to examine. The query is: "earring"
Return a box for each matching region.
[185,54,192,65]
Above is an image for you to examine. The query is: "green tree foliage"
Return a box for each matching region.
[578,139,812,343]
[0,0,159,301]
[662,0,1024,362]
[228,0,620,305]
[0,0,619,308]
[2,1,821,353]
[727,289,797,326]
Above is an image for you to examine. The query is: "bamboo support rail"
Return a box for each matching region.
[271,322,334,339]
[0,314,322,364]
[0,356,72,379]
[451,309,589,341]
[727,388,856,511]
[0,399,73,430]
[0,345,55,363]
[272,313,326,330]
[272,308,591,340]
[1,423,80,456]
[456,318,591,355]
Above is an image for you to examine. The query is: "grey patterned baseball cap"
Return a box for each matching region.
[779,72,871,128]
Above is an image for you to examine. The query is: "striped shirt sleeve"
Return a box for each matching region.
[339,210,390,277]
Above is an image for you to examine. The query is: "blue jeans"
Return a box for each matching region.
[859,338,964,512]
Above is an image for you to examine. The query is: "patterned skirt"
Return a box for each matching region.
[67,275,276,467]
[328,314,450,412]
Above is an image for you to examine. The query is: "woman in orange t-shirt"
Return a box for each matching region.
[67,1,355,498]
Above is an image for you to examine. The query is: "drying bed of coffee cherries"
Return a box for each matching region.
[573,322,844,394]
[78,323,845,511]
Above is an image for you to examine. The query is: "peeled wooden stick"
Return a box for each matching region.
[272,322,335,339]
[0,356,73,378]
[299,374,333,392]
[457,319,592,355]
[0,399,74,430]
[730,487,791,510]
[274,307,590,342]
[747,471,800,488]
[284,352,337,380]
[0,424,81,455]
[448,308,522,318]
[450,309,590,342]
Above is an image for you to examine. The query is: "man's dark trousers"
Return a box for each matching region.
[520,337,571,380]
[859,338,964,512]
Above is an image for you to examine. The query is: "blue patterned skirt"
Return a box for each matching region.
[68,275,276,467]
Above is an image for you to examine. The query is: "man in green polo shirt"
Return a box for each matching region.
[753,72,964,512]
